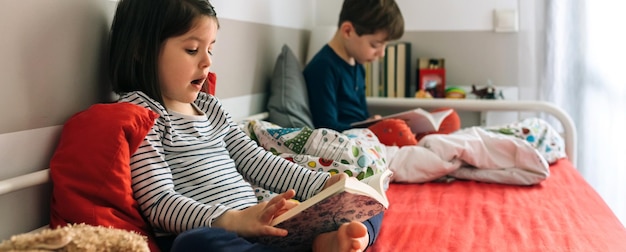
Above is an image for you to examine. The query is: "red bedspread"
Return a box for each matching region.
[370,159,626,252]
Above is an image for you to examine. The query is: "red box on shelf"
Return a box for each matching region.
[418,68,446,98]
[416,58,446,98]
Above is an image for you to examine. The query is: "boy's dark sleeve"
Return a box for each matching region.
[303,61,352,132]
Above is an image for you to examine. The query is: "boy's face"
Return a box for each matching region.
[345,26,388,64]
[158,16,217,112]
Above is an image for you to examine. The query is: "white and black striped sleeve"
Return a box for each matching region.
[130,126,230,234]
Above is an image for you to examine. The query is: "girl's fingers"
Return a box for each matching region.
[275,200,299,216]
[260,189,298,222]
[260,198,285,222]
[280,189,296,200]
[261,225,289,237]
[266,189,294,207]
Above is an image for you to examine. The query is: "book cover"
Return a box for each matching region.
[351,108,453,134]
[257,170,392,251]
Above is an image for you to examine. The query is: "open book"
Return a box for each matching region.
[257,169,393,251]
[351,108,453,134]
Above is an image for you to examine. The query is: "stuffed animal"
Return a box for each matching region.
[0,223,150,252]
[471,84,504,100]
[471,84,496,99]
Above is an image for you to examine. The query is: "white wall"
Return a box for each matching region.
[105,0,315,29]
[106,1,528,34]
[211,0,315,29]
[315,0,518,31]
[109,0,524,32]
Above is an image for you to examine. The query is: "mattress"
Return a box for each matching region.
[369,159,626,251]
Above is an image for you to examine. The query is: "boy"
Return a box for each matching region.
[303,0,404,132]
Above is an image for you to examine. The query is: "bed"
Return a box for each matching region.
[0,49,623,252]
[363,98,626,251]
[2,3,625,250]
[370,159,626,251]
[254,77,626,251]
[253,96,626,251]
[2,97,626,251]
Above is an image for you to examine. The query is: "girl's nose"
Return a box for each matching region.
[200,52,212,68]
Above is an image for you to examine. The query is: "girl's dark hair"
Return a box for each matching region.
[108,0,218,105]
[339,0,404,40]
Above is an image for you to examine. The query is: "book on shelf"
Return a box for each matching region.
[371,58,381,97]
[351,108,453,134]
[394,42,411,98]
[384,44,396,97]
[257,169,393,251]
[365,42,411,98]
[364,61,372,97]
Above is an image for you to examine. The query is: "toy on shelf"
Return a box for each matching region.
[416,58,445,98]
[415,89,433,98]
[471,84,504,100]
[444,87,466,99]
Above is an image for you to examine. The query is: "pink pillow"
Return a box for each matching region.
[49,102,160,251]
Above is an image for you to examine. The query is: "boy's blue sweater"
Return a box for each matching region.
[303,45,369,132]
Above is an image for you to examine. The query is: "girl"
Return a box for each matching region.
[107,0,380,251]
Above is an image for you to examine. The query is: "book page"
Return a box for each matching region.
[405,108,453,133]
[360,169,393,198]
[351,108,453,134]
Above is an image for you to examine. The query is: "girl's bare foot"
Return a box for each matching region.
[312,221,369,252]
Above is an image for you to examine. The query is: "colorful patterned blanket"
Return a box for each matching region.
[243,120,388,179]
[241,120,388,202]
[242,117,566,200]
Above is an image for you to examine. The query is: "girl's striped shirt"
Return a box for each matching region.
[118,91,329,234]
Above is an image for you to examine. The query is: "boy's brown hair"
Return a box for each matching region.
[338,0,404,40]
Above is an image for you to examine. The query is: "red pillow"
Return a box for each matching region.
[49,102,160,251]
[368,119,418,147]
[203,72,217,95]
[369,108,461,147]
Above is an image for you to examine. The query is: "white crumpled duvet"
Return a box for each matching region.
[385,126,550,185]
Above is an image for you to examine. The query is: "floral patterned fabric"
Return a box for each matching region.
[484,117,566,164]
[242,120,388,202]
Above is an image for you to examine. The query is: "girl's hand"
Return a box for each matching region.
[212,189,298,237]
[322,173,348,190]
